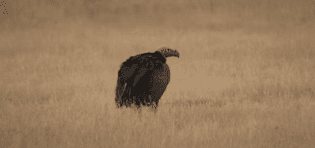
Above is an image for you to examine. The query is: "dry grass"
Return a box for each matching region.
[1,0,315,148]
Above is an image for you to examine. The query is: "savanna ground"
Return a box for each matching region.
[1,0,315,147]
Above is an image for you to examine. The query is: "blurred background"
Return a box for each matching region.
[2,0,315,30]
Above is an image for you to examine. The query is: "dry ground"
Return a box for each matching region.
[1,0,315,148]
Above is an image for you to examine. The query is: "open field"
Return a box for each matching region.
[1,0,315,148]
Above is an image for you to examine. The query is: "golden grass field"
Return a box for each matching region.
[1,0,315,147]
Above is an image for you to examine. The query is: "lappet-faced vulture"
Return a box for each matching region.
[115,47,180,109]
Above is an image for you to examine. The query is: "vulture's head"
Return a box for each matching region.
[157,47,180,59]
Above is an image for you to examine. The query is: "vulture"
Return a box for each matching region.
[115,47,180,109]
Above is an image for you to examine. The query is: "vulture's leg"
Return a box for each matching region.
[134,96,141,109]
[150,107,157,114]
[151,94,160,109]
[148,95,152,106]
[149,96,158,114]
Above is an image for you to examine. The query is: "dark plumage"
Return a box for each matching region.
[115,47,180,109]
